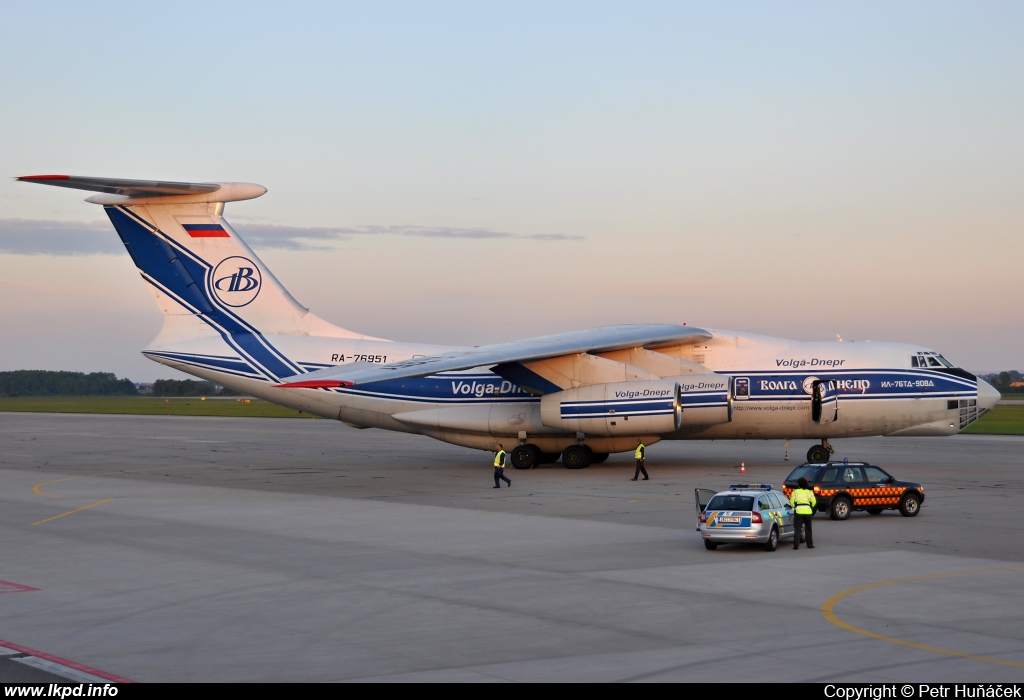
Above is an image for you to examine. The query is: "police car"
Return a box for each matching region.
[781,461,924,520]
[695,484,797,551]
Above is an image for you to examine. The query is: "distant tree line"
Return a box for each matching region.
[0,370,138,397]
[0,371,243,397]
[981,370,1024,394]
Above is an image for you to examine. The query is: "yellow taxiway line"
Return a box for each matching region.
[32,471,122,498]
[31,472,121,525]
[32,498,114,526]
[822,567,1024,668]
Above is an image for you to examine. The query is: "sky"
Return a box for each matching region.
[1,1,1022,381]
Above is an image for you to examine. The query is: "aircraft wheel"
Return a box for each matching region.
[538,452,561,464]
[807,445,830,462]
[562,445,593,469]
[510,444,540,470]
[590,452,610,464]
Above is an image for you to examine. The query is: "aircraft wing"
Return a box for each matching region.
[277,323,710,388]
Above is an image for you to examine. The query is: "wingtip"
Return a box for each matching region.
[17,174,70,182]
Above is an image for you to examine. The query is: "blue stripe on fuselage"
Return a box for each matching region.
[560,397,675,419]
[726,368,975,401]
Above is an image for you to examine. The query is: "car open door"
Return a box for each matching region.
[695,488,716,531]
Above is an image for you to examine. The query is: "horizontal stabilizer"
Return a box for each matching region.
[18,175,220,196]
[17,175,266,204]
[276,324,711,388]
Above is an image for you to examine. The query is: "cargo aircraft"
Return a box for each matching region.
[18,175,1001,469]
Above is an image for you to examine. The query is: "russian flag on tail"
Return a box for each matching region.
[183,224,230,238]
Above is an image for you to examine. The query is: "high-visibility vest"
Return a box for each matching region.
[790,488,817,515]
[493,450,506,468]
[635,444,645,460]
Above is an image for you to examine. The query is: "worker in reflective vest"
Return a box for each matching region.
[493,444,511,488]
[631,441,649,481]
[789,477,817,549]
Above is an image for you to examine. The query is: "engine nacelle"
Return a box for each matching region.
[676,374,733,426]
[540,375,734,436]
[540,380,682,436]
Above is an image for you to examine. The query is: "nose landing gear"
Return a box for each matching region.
[806,439,834,463]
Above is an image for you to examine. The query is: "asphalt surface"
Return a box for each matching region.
[0,412,1022,682]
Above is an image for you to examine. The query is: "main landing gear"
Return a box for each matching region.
[561,444,593,469]
[510,443,605,469]
[806,439,834,463]
[510,444,541,470]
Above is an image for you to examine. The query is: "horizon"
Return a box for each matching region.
[2,2,1022,381]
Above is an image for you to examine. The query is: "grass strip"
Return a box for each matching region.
[963,404,1024,436]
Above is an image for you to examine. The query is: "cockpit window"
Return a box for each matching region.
[914,352,957,369]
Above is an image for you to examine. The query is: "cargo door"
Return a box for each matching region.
[811,380,838,424]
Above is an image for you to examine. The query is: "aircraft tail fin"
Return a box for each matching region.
[17,175,375,341]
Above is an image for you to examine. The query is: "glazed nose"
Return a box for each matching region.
[976,378,1000,412]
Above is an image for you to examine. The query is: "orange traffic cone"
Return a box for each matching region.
[740,461,746,474]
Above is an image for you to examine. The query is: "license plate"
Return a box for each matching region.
[719,516,740,523]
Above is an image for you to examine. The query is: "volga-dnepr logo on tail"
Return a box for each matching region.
[212,256,261,307]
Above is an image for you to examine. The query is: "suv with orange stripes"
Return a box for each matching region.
[782,462,924,521]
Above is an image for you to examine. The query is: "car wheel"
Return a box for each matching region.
[703,540,718,550]
[763,526,779,552]
[867,508,884,515]
[899,493,921,517]
[830,496,852,521]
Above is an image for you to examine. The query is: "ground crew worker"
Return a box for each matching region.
[493,443,511,488]
[790,477,816,549]
[631,441,649,481]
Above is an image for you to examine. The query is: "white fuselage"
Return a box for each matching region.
[146,325,992,454]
